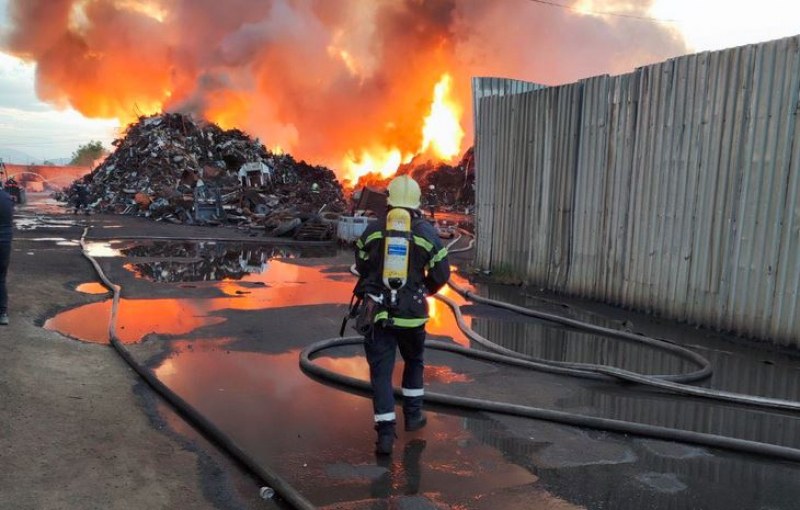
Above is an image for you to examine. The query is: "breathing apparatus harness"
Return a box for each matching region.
[341,207,413,336]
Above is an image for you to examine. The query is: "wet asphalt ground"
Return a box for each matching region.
[14,194,800,509]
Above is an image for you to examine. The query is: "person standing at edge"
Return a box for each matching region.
[0,186,13,325]
[353,175,451,455]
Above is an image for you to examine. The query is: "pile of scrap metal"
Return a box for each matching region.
[62,113,345,240]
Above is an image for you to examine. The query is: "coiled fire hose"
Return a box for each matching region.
[300,231,800,463]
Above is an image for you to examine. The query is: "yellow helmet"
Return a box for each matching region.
[386,175,421,209]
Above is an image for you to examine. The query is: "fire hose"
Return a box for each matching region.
[300,231,800,463]
[79,227,800,510]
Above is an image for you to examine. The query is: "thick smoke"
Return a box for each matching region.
[1,0,686,172]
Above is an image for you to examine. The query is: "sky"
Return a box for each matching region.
[0,52,118,163]
[1,0,800,163]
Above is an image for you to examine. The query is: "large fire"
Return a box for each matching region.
[420,74,464,161]
[341,73,464,183]
[2,0,688,181]
[343,147,409,182]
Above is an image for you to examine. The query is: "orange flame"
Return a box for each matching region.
[342,73,464,183]
[205,90,250,131]
[6,0,687,190]
[343,147,413,181]
[420,74,464,160]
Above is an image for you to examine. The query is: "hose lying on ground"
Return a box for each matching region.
[440,286,800,412]
[300,336,800,463]
[441,231,800,412]
[80,227,316,510]
[303,233,800,463]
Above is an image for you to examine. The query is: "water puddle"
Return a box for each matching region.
[44,298,227,343]
[14,217,76,231]
[427,275,472,346]
[10,194,80,231]
[46,256,358,344]
[119,240,336,283]
[47,239,476,347]
[155,343,538,507]
[29,237,80,247]
[75,282,109,295]
[83,241,127,258]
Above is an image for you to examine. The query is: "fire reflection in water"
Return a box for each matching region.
[44,298,227,344]
[426,271,475,347]
[75,282,110,295]
[48,252,475,347]
[155,343,540,507]
[121,240,336,283]
[45,260,355,344]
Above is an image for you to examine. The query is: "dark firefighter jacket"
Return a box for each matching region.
[0,189,13,243]
[354,210,450,328]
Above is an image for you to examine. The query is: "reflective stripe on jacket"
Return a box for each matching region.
[354,211,450,328]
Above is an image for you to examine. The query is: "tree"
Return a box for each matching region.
[70,141,107,167]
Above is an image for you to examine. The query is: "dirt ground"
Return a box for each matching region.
[0,203,271,510]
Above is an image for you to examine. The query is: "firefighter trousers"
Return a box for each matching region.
[364,324,426,422]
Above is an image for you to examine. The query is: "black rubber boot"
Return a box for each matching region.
[404,411,427,432]
[374,421,396,455]
[403,396,427,431]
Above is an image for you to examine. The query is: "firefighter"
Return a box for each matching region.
[71,182,90,214]
[4,176,21,204]
[425,184,437,220]
[0,185,12,325]
[353,175,450,455]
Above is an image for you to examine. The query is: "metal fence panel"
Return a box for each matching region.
[473,35,800,346]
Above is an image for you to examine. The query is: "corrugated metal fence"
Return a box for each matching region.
[474,36,800,346]
[471,77,546,145]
